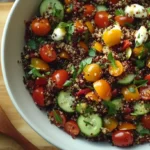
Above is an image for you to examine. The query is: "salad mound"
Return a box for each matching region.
[22,0,150,147]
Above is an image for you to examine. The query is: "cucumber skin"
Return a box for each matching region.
[118,74,135,85]
[40,0,64,20]
[77,114,102,137]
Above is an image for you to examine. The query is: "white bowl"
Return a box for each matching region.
[1,0,149,150]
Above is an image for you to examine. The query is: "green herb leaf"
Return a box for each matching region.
[52,4,62,18]
[115,9,125,16]
[84,106,94,114]
[144,41,150,51]
[125,23,135,29]
[36,37,45,44]
[89,48,96,57]
[45,71,51,75]
[147,7,150,14]
[77,57,93,75]
[108,52,117,68]
[135,41,141,47]
[135,59,145,69]
[136,124,150,135]
[103,101,117,115]
[133,79,148,88]
[27,40,37,50]
[53,110,63,124]
[28,68,43,78]
[128,87,136,93]
[63,80,73,87]
[84,120,93,126]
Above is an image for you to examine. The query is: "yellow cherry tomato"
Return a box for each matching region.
[85,91,100,102]
[93,79,112,100]
[92,42,103,52]
[79,41,89,53]
[103,29,122,47]
[65,0,71,5]
[59,51,70,59]
[109,60,124,77]
[83,64,102,82]
[104,117,118,132]
[118,122,136,130]
[133,45,146,57]
[122,85,140,101]
[31,58,50,71]
[85,21,94,33]
[147,57,150,68]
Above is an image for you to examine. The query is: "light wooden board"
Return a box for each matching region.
[0,2,59,150]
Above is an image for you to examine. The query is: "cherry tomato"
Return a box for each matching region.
[122,85,140,101]
[142,115,150,129]
[103,29,122,47]
[118,123,136,130]
[93,79,112,100]
[92,42,103,52]
[133,45,145,57]
[59,51,70,59]
[83,64,103,82]
[76,88,91,96]
[74,20,85,33]
[115,16,134,26]
[145,74,150,85]
[40,44,57,63]
[49,110,66,127]
[122,40,131,50]
[31,18,51,36]
[64,121,80,137]
[94,11,110,28]
[112,131,133,147]
[85,21,94,33]
[109,60,124,77]
[32,87,44,107]
[85,91,100,102]
[52,70,69,89]
[104,117,118,132]
[83,4,95,17]
[65,0,71,5]
[140,85,150,100]
[79,41,89,53]
[35,77,47,86]
[31,58,50,71]
[109,0,119,4]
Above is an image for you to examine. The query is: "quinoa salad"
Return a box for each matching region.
[21,0,150,147]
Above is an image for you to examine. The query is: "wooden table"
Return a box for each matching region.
[0,2,58,150]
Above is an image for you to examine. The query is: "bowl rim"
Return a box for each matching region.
[1,1,63,149]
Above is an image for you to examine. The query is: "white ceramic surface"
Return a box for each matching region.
[1,0,150,150]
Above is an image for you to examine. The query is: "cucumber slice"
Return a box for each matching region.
[76,103,87,114]
[57,91,75,113]
[131,102,150,116]
[118,74,135,85]
[77,114,102,137]
[96,5,108,12]
[40,0,64,20]
[112,98,123,110]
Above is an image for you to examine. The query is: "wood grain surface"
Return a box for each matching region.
[0,2,58,150]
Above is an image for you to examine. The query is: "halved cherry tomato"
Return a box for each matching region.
[115,16,134,26]
[49,110,66,127]
[35,77,47,86]
[104,117,118,132]
[40,44,56,63]
[92,42,103,52]
[109,60,124,77]
[64,121,80,137]
[65,0,71,5]
[31,18,51,36]
[83,4,95,17]
[112,131,133,147]
[142,115,150,129]
[85,21,94,33]
[118,123,136,130]
[51,70,69,89]
[31,58,50,71]
[74,20,84,33]
[145,74,150,85]
[103,29,122,47]
[140,85,150,100]
[93,80,112,100]
[59,51,70,59]
[133,45,146,57]
[122,85,140,101]
[83,64,103,82]
[79,41,88,53]
[122,40,131,50]
[32,87,44,106]
[76,88,91,96]
[94,11,110,28]
[109,0,119,4]
[85,91,100,102]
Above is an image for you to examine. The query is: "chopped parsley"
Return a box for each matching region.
[53,110,63,124]
[103,101,117,115]
[28,68,43,78]
[133,79,148,88]
[108,52,117,68]
[115,9,125,16]
[136,124,150,135]
[89,48,96,57]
